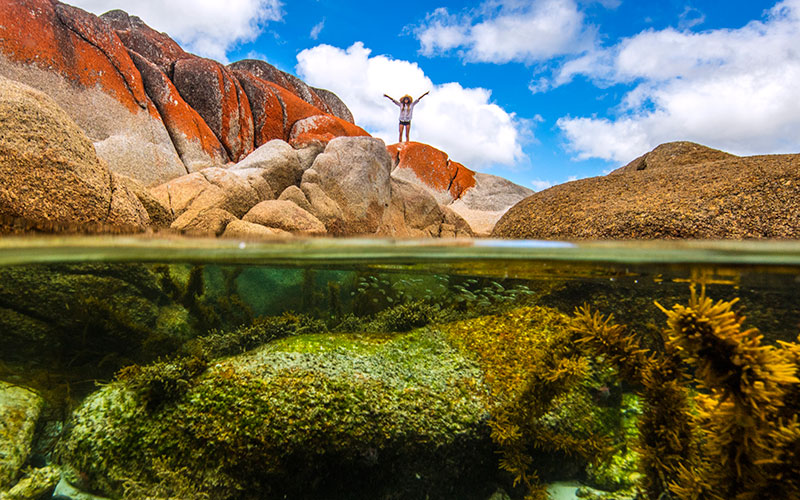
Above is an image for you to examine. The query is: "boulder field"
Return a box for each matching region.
[0,0,530,237]
[493,141,800,240]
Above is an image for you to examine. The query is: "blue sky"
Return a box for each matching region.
[71,0,800,190]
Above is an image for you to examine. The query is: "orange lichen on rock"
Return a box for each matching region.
[235,69,364,146]
[388,142,476,200]
[0,0,149,114]
[267,82,325,134]
[289,114,370,148]
[101,9,188,75]
[228,59,336,116]
[172,57,254,162]
[232,70,286,147]
[129,50,228,167]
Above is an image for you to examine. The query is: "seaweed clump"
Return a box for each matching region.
[153,264,253,333]
[440,306,613,499]
[573,286,800,499]
[180,312,327,360]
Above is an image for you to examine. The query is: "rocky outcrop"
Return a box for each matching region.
[228,59,354,123]
[493,142,800,239]
[289,114,370,148]
[0,0,357,187]
[609,141,735,175]
[230,140,305,198]
[0,77,148,231]
[379,177,474,238]
[305,137,393,235]
[128,50,229,171]
[0,0,527,239]
[242,200,327,236]
[222,219,290,238]
[171,207,238,236]
[388,142,532,235]
[172,58,254,162]
[0,0,187,185]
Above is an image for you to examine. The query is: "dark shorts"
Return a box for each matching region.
[399,120,411,126]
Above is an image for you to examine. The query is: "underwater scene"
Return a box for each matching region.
[1,237,800,500]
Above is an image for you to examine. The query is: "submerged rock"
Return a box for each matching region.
[0,382,44,490]
[0,465,60,500]
[59,329,496,499]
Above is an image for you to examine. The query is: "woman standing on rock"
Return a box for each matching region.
[384,91,429,143]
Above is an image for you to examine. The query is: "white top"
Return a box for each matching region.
[388,96,422,122]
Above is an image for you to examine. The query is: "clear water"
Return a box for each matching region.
[1,236,799,500]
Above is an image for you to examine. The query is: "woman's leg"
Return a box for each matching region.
[405,123,411,142]
[398,123,403,143]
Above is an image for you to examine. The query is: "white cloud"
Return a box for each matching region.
[68,0,283,62]
[678,6,706,30]
[413,0,596,64]
[296,42,527,169]
[310,19,325,40]
[557,0,800,163]
[530,179,556,191]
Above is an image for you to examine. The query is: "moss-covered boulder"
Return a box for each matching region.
[59,329,497,500]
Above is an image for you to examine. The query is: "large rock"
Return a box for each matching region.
[0,0,187,185]
[0,382,43,490]
[172,58,254,162]
[0,264,181,370]
[493,141,800,239]
[242,200,327,236]
[379,177,473,238]
[388,142,476,204]
[228,59,354,123]
[388,142,532,235]
[289,114,370,148]
[307,137,393,235]
[222,219,290,239]
[100,9,187,75]
[232,70,290,146]
[312,87,355,124]
[150,167,261,219]
[299,181,346,233]
[0,77,148,231]
[114,174,174,228]
[230,140,304,198]
[233,70,338,145]
[450,173,534,236]
[59,329,493,499]
[170,207,237,236]
[103,9,254,166]
[129,50,229,171]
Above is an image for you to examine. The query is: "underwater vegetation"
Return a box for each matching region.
[57,328,497,500]
[153,264,253,334]
[573,285,800,499]
[440,306,621,499]
[4,256,800,500]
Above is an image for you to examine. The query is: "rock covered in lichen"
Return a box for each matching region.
[59,328,497,500]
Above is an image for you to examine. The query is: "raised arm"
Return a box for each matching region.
[384,94,401,106]
[413,91,430,104]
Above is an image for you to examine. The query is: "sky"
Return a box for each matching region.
[69,0,800,191]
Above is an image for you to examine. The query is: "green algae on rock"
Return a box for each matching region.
[58,328,496,500]
[0,382,44,491]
